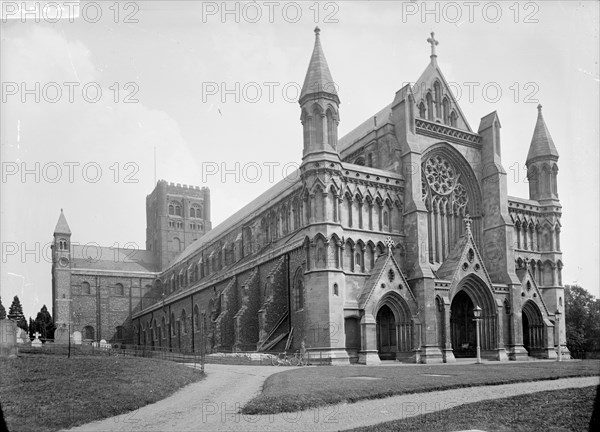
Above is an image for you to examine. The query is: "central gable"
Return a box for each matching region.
[412,62,472,132]
[359,249,419,318]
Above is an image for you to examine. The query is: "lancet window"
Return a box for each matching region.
[422,155,470,264]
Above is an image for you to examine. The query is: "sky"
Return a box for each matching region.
[1,1,598,320]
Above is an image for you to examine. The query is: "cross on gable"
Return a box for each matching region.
[463,214,472,235]
[427,31,439,57]
[385,236,395,251]
[33,331,41,339]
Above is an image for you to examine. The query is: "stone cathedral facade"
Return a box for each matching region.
[52,30,567,363]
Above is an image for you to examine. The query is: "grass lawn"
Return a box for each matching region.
[349,385,600,432]
[0,354,204,432]
[242,360,600,414]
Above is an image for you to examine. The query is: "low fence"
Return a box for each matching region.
[16,341,205,371]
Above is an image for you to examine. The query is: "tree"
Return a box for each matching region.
[7,295,28,332]
[31,305,56,341]
[565,285,600,353]
[0,297,6,320]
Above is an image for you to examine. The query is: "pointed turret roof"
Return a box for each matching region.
[54,209,71,235]
[300,27,338,102]
[526,104,559,164]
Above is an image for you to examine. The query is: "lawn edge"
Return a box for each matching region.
[241,372,600,415]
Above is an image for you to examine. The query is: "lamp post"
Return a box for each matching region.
[555,309,562,362]
[473,305,482,364]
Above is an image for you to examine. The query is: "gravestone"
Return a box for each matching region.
[0,320,18,358]
[99,339,110,349]
[31,331,42,348]
[16,328,28,344]
[54,324,69,344]
[72,331,82,345]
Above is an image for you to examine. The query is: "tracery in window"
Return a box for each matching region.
[421,154,470,264]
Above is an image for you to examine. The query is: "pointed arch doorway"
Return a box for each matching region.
[375,294,415,361]
[450,291,476,357]
[522,300,545,357]
[450,275,498,359]
[376,305,396,360]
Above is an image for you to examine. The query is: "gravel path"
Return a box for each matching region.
[66,364,599,432]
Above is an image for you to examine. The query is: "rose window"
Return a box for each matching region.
[425,155,456,195]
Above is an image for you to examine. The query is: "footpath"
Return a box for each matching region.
[66,363,599,432]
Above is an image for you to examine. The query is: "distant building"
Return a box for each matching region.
[52,30,567,363]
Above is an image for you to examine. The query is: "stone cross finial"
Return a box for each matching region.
[33,331,41,339]
[385,236,395,252]
[463,214,472,235]
[427,32,439,57]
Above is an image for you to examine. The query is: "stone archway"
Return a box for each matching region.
[450,274,498,359]
[522,300,545,357]
[450,291,476,357]
[375,293,414,361]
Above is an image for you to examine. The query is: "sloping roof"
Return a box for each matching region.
[527,105,559,163]
[338,103,393,153]
[71,245,159,273]
[358,252,391,307]
[54,210,71,235]
[436,234,468,280]
[300,27,338,101]
[170,170,301,267]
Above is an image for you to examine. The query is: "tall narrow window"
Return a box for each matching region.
[433,81,442,118]
[418,102,426,118]
[426,93,434,121]
[293,267,304,311]
[442,98,450,125]
[450,111,458,127]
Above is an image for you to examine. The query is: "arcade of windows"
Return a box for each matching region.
[168,201,204,219]
[417,80,458,127]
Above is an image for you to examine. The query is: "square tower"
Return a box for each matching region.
[146,180,211,270]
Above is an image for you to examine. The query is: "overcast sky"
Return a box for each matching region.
[1,1,598,319]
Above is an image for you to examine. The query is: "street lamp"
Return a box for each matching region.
[473,305,482,364]
[555,309,562,362]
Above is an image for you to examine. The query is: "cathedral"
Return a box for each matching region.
[52,29,567,363]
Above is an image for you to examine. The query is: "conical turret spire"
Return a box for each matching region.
[54,209,71,235]
[299,27,338,103]
[526,104,559,164]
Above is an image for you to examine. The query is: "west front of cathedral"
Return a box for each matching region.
[51,29,567,363]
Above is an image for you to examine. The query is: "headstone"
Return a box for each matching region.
[0,320,18,358]
[54,324,69,345]
[99,339,110,349]
[16,328,28,344]
[73,331,82,345]
[31,331,42,348]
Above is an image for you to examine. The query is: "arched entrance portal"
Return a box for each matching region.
[376,305,396,360]
[450,275,498,358]
[522,301,545,357]
[450,291,476,357]
[375,294,414,361]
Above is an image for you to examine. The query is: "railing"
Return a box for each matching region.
[17,341,204,371]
